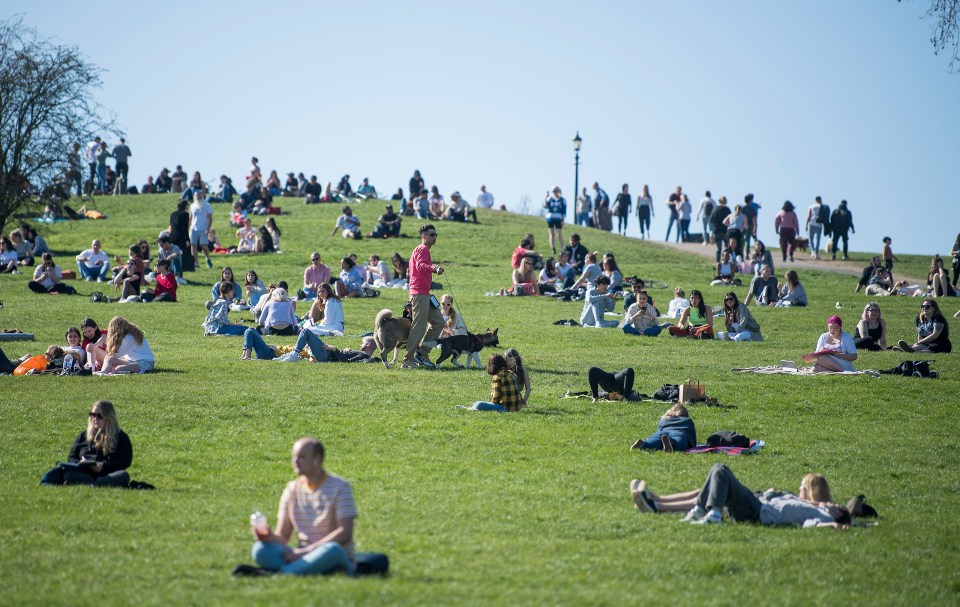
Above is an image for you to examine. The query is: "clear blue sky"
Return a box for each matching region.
[8,0,959,254]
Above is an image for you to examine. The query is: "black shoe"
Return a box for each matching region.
[232,564,273,577]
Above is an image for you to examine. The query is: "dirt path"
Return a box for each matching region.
[646,239,926,286]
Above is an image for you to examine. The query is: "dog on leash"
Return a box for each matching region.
[435,329,499,368]
[373,308,412,368]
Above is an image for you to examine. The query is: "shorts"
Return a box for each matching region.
[137,360,155,373]
[546,218,563,229]
[189,228,209,246]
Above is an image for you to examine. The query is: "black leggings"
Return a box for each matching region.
[588,367,634,398]
[0,347,17,374]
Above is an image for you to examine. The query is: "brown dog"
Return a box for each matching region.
[434,329,499,368]
[373,308,412,368]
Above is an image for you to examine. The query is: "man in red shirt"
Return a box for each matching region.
[403,224,445,368]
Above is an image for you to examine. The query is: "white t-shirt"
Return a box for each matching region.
[77,249,110,266]
[808,204,822,227]
[667,297,690,319]
[116,334,155,362]
[477,191,495,208]
[32,264,62,289]
[189,200,213,232]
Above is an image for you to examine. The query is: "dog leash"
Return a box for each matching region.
[442,272,470,328]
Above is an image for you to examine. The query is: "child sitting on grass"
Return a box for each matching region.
[630,404,696,452]
[140,259,177,302]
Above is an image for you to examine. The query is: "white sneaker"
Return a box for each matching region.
[273,351,300,362]
[693,509,723,525]
[682,506,705,522]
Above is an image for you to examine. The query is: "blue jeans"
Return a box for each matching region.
[665,214,678,241]
[77,261,110,281]
[808,224,822,253]
[294,330,332,362]
[576,212,591,226]
[639,430,693,451]
[243,328,276,359]
[469,401,505,412]
[253,541,353,576]
[96,164,107,192]
[622,324,664,337]
[216,324,248,336]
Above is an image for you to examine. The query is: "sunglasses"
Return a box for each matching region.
[89,412,103,419]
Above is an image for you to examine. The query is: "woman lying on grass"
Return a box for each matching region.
[587,366,634,402]
[242,328,377,363]
[630,404,696,452]
[630,466,848,529]
[802,315,857,372]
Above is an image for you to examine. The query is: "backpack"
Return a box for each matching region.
[878,360,938,379]
[652,384,680,401]
[706,430,751,448]
[817,203,831,226]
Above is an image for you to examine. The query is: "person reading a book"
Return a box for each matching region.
[40,400,133,487]
[802,315,857,372]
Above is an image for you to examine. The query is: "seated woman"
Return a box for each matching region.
[204,283,248,336]
[255,225,275,253]
[537,257,563,295]
[440,294,468,337]
[336,257,364,298]
[629,468,843,527]
[236,218,257,253]
[28,253,70,294]
[588,366,634,401]
[100,316,155,374]
[711,250,737,286]
[802,315,857,372]
[898,298,952,353]
[505,348,531,406]
[209,228,233,254]
[580,275,618,328]
[622,286,665,337]
[266,218,282,250]
[926,255,954,298]
[1,236,18,273]
[630,404,696,452]
[81,317,108,371]
[428,186,445,218]
[40,400,133,488]
[717,292,762,341]
[389,252,409,288]
[555,250,574,283]
[63,326,87,368]
[602,256,624,293]
[257,287,298,336]
[749,240,774,276]
[854,302,887,351]
[9,228,34,267]
[511,237,543,270]
[774,269,808,307]
[561,251,603,295]
[365,254,393,288]
[304,284,345,336]
[666,286,690,318]
[244,270,267,307]
[211,266,243,304]
[668,290,714,339]
[466,354,524,412]
[265,170,282,196]
[111,257,143,300]
[507,257,538,296]
[864,267,895,296]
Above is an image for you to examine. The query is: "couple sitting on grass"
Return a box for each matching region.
[630,464,850,528]
[464,349,530,412]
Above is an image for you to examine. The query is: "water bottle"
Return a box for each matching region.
[835,302,843,309]
[250,511,269,539]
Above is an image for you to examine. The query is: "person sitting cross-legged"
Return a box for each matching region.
[580,275,619,328]
[247,437,358,576]
[76,239,111,282]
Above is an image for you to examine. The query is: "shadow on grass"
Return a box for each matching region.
[528,367,579,376]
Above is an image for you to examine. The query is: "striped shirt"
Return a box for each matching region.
[278,474,358,557]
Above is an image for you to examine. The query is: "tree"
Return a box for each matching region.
[904,0,960,72]
[0,16,116,233]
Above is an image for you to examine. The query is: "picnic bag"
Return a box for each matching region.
[879,360,938,379]
[679,380,706,403]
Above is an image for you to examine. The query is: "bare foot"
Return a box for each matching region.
[661,434,673,452]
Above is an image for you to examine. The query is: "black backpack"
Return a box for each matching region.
[652,384,680,401]
[879,360,938,379]
[706,430,751,448]
[817,204,831,226]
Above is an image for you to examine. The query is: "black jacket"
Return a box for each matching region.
[68,429,133,477]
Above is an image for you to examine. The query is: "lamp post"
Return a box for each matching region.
[572,132,582,225]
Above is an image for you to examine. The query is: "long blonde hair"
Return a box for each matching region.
[800,473,832,503]
[86,400,120,454]
[106,316,144,356]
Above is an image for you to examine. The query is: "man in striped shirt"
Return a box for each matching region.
[251,437,358,575]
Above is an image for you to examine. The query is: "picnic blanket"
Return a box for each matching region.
[0,332,35,342]
[732,365,880,377]
[685,439,766,455]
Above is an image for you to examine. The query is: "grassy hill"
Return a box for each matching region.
[1,194,958,606]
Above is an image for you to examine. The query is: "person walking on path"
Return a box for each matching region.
[830,200,855,261]
[403,224,445,369]
[112,138,132,194]
[805,196,825,260]
[774,201,800,263]
[613,184,632,236]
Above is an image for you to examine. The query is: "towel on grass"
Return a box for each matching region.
[732,366,880,377]
[685,439,766,455]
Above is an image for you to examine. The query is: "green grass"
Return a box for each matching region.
[1,195,958,606]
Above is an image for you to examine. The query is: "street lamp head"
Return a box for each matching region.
[572,132,582,152]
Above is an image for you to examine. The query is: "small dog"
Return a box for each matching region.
[435,329,499,368]
[373,308,412,368]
